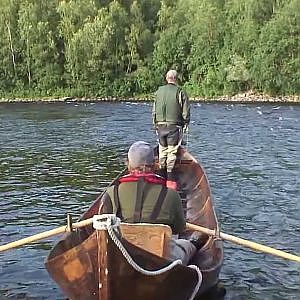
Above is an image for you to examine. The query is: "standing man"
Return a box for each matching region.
[152,70,190,190]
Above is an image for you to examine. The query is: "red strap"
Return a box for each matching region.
[119,173,166,186]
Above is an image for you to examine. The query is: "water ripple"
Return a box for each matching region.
[0,102,299,299]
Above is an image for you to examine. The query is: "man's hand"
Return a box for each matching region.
[183,124,189,133]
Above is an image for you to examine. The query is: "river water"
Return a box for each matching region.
[0,102,299,299]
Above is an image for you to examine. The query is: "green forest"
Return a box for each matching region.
[0,0,299,99]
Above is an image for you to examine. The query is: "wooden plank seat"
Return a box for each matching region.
[120,223,172,258]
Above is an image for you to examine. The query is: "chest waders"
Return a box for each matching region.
[112,177,168,223]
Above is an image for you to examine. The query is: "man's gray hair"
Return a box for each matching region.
[128,141,155,169]
[166,69,177,80]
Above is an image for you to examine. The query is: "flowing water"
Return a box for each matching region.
[0,101,299,299]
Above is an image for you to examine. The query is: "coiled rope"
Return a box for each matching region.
[93,214,202,300]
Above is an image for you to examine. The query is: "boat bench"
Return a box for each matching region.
[120,223,172,258]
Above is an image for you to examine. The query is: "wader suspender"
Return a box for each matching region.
[114,178,167,223]
[149,185,167,222]
[133,178,168,223]
[133,177,144,222]
[113,184,123,220]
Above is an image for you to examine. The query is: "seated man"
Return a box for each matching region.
[99,141,198,265]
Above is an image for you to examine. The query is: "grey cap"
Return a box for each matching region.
[166,69,177,80]
[128,141,155,169]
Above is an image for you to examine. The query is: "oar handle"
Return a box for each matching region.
[186,223,300,263]
[2,219,300,264]
[0,218,93,252]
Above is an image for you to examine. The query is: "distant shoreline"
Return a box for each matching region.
[1,91,299,104]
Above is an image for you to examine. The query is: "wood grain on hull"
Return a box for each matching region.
[45,147,223,299]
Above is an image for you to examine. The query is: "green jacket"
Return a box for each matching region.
[153,83,190,127]
[100,180,186,234]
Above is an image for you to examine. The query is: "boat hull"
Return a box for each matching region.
[45,147,224,299]
[46,230,201,300]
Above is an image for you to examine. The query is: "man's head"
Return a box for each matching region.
[127,141,155,171]
[166,69,177,84]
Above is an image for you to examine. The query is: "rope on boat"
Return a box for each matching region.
[93,214,202,299]
[93,214,182,275]
[187,264,202,300]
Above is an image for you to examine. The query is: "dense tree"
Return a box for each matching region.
[124,1,158,93]
[62,1,129,95]
[219,0,260,94]
[252,0,300,94]
[0,0,298,98]
[0,0,19,91]
[184,0,225,96]
[152,0,190,85]
[57,0,97,90]
[17,0,61,92]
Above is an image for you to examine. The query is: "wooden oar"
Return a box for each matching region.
[186,222,300,263]
[1,219,300,264]
[0,217,93,252]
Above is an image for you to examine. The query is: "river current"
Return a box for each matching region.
[0,102,299,299]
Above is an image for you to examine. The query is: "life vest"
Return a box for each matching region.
[114,172,167,222]
[119,172,166,186]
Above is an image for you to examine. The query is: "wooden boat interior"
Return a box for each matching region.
[45,146,223,299]
[120,223,172,258]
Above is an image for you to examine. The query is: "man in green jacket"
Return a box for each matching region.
[100,141,197,265]
[152,70,190,190]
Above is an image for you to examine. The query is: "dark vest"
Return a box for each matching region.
[110,174,167,223]
[155,84,184,126]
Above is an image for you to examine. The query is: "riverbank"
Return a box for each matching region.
[0,91,299,104]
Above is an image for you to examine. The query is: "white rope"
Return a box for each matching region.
[93,214,202,297]
[94,215,182,275]
[187,264,202,300]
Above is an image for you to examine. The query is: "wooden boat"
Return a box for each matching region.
[45,146,224,300]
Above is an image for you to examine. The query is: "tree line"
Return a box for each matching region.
[0,0,299,99]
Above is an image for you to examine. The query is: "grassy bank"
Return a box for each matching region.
[1,91,300,104]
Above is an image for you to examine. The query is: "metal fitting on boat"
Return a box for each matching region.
[66,214,73,232]
[93,214,121,230]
